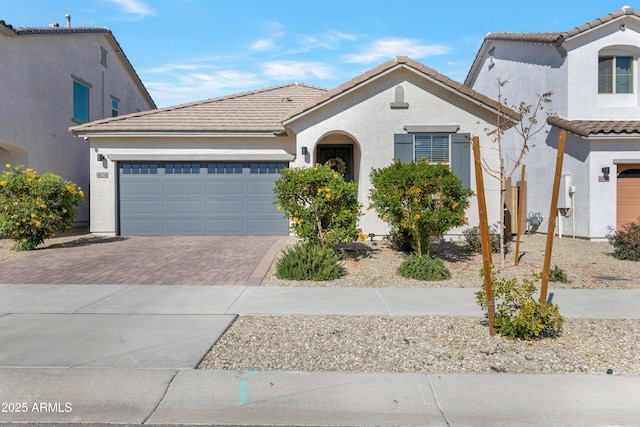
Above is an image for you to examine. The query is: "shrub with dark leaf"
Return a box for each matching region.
[275,242,345,281]
[608,219,640,261]
[463,224,511,254]
[397,254,451,281]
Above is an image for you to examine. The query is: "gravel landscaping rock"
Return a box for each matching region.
[199,316,640,375]
[263,233,640,289]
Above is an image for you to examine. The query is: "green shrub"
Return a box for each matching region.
[275,243,345,281]
[0,164,84,251]
[608,219,640,261]
[397,254,451,281]
[475,270,564,340]
[549,265,570,283]
[369,160,472,256]
[463,224,511,254]
[273,164,361,246]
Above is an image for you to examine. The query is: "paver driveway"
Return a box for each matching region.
[0,236,287,285]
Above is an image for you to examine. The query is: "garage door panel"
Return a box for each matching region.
[248,199,279,213]
[205,200,245,215]
[162,219,204,235]
[163,200,203,215]
[617,166,640,230]
[119,162,288,236]
[121,200,160,215]
[248,179,278,195]
[120,181,160,196]
[205,181,245,195]
[163,181,204,196]
[120,219,161,235]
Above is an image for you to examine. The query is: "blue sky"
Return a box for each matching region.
[2,0,635,107]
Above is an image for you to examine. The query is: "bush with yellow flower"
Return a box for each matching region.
[0,164,84,250]
[369,160,471,257]
[273,164,361,246]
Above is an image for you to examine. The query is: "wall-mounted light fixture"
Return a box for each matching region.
[301,146,308,156]
[97,154,105,161]
[601,166,610,182]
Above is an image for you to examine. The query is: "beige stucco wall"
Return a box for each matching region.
[0,30,153,224]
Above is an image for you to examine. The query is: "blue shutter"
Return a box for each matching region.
[394,134,414,163]
[451,133,471,188]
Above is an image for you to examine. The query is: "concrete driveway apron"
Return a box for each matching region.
[0,235,287,286]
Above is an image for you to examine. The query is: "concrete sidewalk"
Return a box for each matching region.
[0,284,639,426]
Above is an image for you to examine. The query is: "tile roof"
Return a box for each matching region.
[548,116,640,137]
[485,6,640,44]
[70,83,327,135]
[284,56,521,124]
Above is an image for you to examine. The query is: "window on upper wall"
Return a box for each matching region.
[72,79,90,123]
[598,55,633,93]
[111,97,120,117]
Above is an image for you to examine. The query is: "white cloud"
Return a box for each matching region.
[263,61,334,80]
[144,69,263,107]
[106,0,153,17]
[298,31,357,51]
[345,38,450,64]
[251,39,275,51]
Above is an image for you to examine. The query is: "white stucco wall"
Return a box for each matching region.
[469,16,640,239]
[286,67,504,237]
[0,30,153,224]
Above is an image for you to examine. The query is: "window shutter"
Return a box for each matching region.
[451,133,471,188]
[394,134,414,163]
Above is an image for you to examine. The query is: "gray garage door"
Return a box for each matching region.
[118,162,289,236]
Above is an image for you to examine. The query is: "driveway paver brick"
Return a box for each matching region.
[0,235,287,286]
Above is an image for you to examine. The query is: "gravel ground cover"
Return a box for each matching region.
[201,233,640,375]
[262,233,640,289]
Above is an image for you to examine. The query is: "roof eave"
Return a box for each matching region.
[72,130,284,139]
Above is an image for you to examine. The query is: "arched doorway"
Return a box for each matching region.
[315,133,359,183]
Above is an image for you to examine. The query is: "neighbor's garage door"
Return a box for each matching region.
[118,162,289,235]
[617,164,640,230]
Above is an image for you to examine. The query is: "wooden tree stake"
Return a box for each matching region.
[472,136,495,336]
[514,165,526,266]
[540,131,566,302]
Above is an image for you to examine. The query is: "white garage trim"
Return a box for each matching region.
[106,149,295,162]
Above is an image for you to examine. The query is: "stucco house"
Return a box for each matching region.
[0,18,155,224]
[466,6,640,241]
[71,56,518,237]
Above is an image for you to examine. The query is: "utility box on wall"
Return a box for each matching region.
[558,174,572,209]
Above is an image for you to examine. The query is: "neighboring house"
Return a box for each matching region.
[71,56,518,237]
[466,6,640,241]
[0,19,156,224]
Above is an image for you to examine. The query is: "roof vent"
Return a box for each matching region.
[65,14,71,28]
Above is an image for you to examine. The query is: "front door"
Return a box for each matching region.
[317,145,354,182]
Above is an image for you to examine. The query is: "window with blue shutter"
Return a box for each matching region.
[393,132,471,188]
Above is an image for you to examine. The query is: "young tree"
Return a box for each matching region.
[483,79,552,265]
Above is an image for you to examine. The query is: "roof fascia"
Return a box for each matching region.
[73,131,282,139]
[464,38,491,87]
[283,64,404,125]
